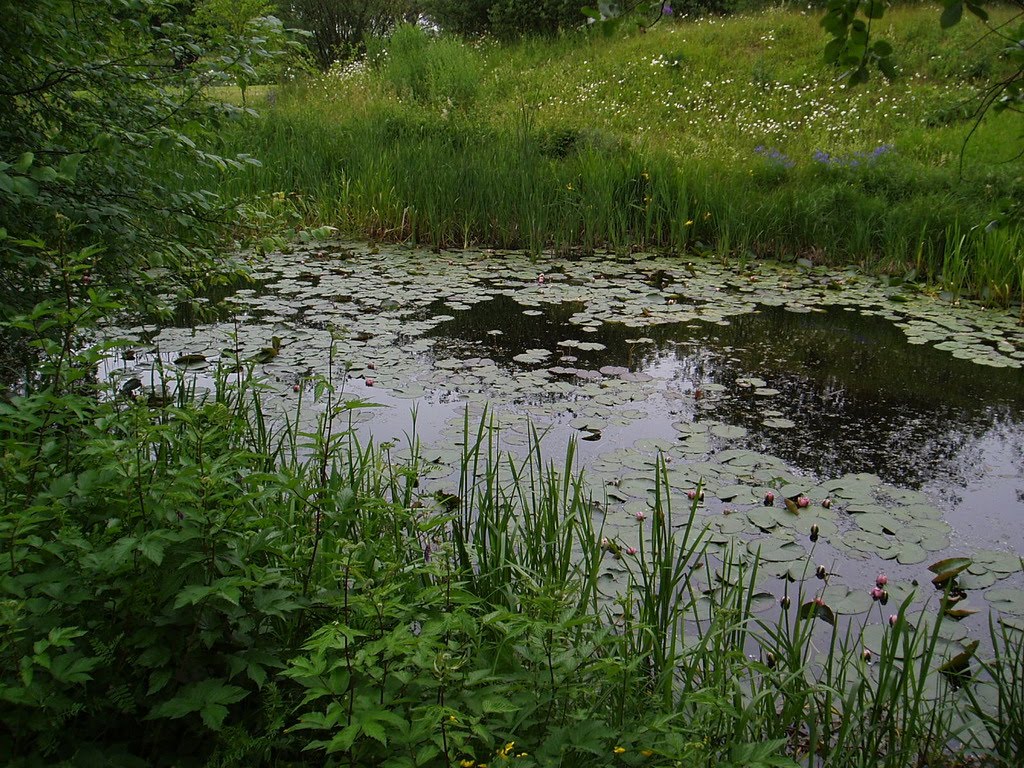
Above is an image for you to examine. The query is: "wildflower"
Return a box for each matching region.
[871,586,885,601]
[635,510,647,522]
[685,219,694,226]
[889,614,899,627]
[876,573,888,588]
[641,750,655,757]
[614,746,626,754]
[460,761,475,767]
[626,546,638,556]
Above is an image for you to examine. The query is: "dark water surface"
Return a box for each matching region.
[103,244,1024,626]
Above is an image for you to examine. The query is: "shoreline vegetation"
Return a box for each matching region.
[190,5,1024,310]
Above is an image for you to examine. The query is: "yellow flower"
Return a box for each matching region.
[641,749,654,757]
[685,219,694,226]
[613,746,626,754]
[460,761,475,768]
[448,715,458,724]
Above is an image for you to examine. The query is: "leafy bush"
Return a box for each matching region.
[0,0,278,319]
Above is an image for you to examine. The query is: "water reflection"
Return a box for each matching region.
[430,297,1024,490]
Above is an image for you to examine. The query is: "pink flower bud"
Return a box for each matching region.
[815,564,827,580]
[797,496,810,508]
[626,546,638,556]
[889,614,898,627]
[876,573,888,588]
[871,587,884,601]
[763,491,775,506]
[635,511,647,522]
[822,498,832,509]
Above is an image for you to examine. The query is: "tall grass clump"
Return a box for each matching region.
[380,24,482,109]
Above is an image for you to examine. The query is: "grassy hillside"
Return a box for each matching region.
[196,5,1023,306]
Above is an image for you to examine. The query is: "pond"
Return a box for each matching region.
[105,242,1024,632]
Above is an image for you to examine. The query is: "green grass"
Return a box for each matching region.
[185,5,1024,306]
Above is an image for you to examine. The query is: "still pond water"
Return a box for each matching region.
[107,243,1024,628]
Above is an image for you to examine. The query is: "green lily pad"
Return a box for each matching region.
[711,424,748,440]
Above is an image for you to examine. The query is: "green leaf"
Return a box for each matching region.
[939,640,979,677]
[49,654,100,684]
[799,600,836,625]
[940,1,963,28]
[965,2,989,21]
[137,535,165,566]
[864,0,886,18]
[149,679,248,731]
[14,152,34,173]
[361,717,388,745]
[929,557,972,585]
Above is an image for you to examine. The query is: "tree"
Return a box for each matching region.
[0,0,281,317]
[280,0,420,69]
[192,0,289,105]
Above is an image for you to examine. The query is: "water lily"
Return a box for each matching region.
[876,573,888,587]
